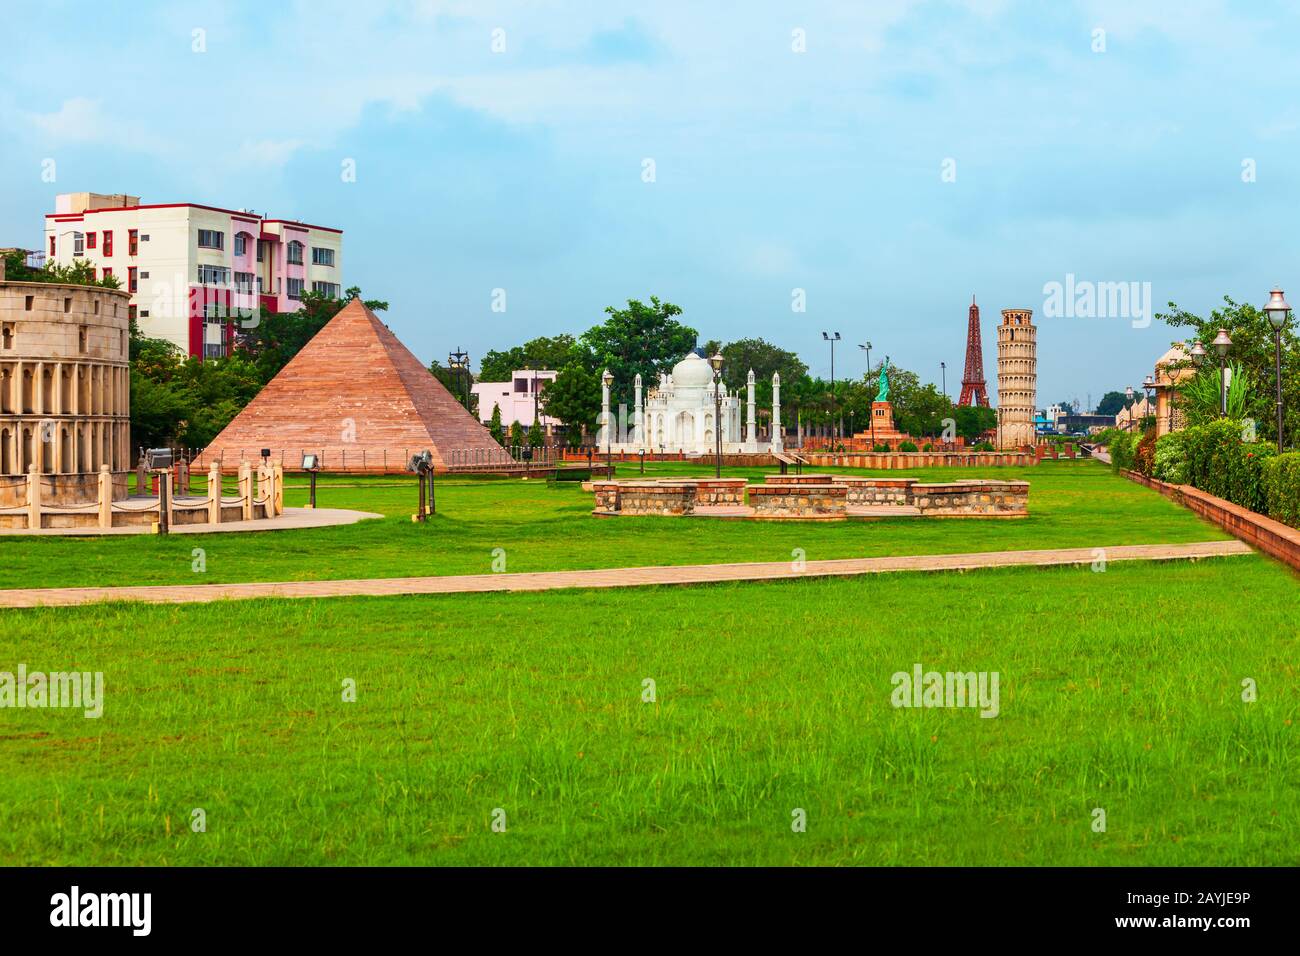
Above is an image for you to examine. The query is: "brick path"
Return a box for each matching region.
[0,540,1250,608]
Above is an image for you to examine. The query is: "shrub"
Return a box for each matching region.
[973,441,994,451]
[1134,431,1157,477]
[899,441,919,452]
[1181,419,1275,513]
[922,443,934,452]
[1262,452,1300,528]
[872,443,890,453]
[1108,430,1138,472]
[1152,431,1188,484]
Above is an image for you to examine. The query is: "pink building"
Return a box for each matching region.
[44,193,343,360]
[472,369,559,429]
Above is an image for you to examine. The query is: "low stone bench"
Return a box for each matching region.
[762,473,837,486]
[911,479,1029,517]
[748,483,848,519]
[830,476,917,506]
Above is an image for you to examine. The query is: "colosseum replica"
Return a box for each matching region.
[0,266,133,526]
[996,308,1037,449]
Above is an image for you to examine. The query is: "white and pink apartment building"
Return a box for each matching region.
[44,192,343,360]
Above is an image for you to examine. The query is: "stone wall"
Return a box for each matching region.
[831,476,916,505]
[592,480,696,516]
[910,480,1028,517]
[748,483,848,519]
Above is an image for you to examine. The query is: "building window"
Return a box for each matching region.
[2,324,13,349]
[128,267,138,293]
[86,231,97,250]
[256,239,266,263]
[311,281,340,298]
[72,233,84,257]
[235,271,256,294]
[197,264,231,285]
[48,236,56,257]
[128,229,138,256]
[128,305,137,324]
[197,229,224,250]
[286,278,304,300]
[79,326,88,353]
[101,267,113,280]
[234,233,249,257]
[102,231,113,256]
[311,246,335,267]
[286,241,304,265]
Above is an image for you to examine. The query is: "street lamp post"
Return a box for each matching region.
[1265,287,1291,453]
[709,352,725,478]
[1125,385,1135,432]
[823,331,841,446]
[859,341,874,448]
[1212,328,1233,417]
[1142,374,1155,432]
[940,361,947,400]
[449,348,470,410]
[602,369,614,476]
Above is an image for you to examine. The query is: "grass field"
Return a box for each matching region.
[0,556,1295,866]
[0,460,1228,589]
[0,461,1294,866]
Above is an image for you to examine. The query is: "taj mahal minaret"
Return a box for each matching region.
[996,308,1036,449]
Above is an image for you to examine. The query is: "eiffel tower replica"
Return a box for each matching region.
[957,295,990,407]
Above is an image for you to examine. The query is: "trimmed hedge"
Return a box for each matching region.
[1152,431,1187,484]
[1262,452,1300,528]
[1179,420,1275,515]
[899,441,919,452]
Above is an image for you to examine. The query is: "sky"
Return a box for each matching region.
[2,0,1297,411]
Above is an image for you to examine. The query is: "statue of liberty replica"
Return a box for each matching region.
[874,356,890,402]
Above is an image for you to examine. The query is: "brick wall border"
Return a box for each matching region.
[1122,469,1300,572]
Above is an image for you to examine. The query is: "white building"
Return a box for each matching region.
[599,350,783,454]
[44,192,343,360]
[471,369,558,428]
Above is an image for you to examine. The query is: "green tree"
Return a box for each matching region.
[487,405,505,445]
[479,334,582,383]
[542,363,602,446]
[527,420,544,447]
[1096,391,1128,417]
[953,404,997,441]
[508,421,524,448]
[1157,296,1300,447]
[883,365,954,438]
[581,296,697,399]
[718,338,808,409]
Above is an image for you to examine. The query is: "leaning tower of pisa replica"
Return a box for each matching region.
[996,308,1036,449]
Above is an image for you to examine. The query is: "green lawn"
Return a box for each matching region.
[0,555,1295,866]
[0,460,1228,589]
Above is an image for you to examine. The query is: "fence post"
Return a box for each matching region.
[27,465,40,531]
[273,463,284,515]
[98,464,112,529]
[239,461,253,521]
[208,461,221,524]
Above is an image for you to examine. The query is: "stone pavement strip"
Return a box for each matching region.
[0,540,1251,608]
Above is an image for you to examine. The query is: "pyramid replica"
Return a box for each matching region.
[203,298,508,472]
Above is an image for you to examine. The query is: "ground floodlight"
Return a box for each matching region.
[146,447,173,471]
[302,454,319,471]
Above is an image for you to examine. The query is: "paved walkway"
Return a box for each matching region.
[0,506,383,537]
[0,540,1250,608]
